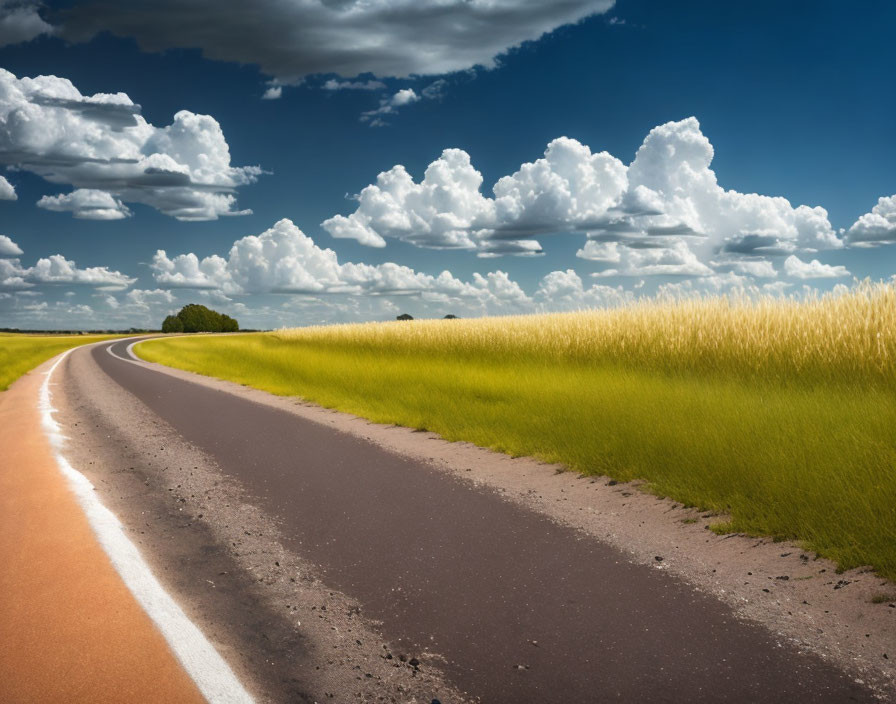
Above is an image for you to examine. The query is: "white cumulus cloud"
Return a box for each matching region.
[0,174,16,199]
[26,254,136,288]
[151,218,538,315]
[261,85,282,100]
[623,118,841,254]
[846,195,896,247]
[0,252,135,289]
[390,89,419,107]
[0,68,261,220]
[576,241,621,262]
[124,288,176,307]
[783,255,850,279]
[150,250,229,290]
[37,188,132,219]
[324,117,843,274]
[0,234,22,256]
[322,149,497,250]
[611,241,715,277]
[730,259,778,278]
[535,269,632,310]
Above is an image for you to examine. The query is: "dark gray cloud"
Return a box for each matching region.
[476,239,544,257]
[645,223,702,237]
[619,237,678,250]
[0,0,52,47]
[58,0,615,81]
[719,233,797,256]
[30,93,141,129]
[322,78,387,92]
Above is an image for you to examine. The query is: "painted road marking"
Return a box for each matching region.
[41,348,254,704]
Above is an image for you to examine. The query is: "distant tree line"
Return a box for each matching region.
[1,327,154,335]
[162,304,239,333]
[395,314,459,321]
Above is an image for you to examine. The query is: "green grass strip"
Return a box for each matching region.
[0,333,125,391]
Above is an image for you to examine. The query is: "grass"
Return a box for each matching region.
[0,333,124,391]
[870,593,896,604]
[135,282,896,580]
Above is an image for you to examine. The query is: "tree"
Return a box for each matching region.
[396,313,414,321]
[161,315,184,333]
[443,314,459,319]
[162,304,239,333]
[178,303,219,332]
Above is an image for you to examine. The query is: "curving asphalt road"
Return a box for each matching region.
[60,338,874,703]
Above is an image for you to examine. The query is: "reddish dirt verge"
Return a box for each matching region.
[0,359,205,704]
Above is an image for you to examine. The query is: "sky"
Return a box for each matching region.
[0,0,894,330]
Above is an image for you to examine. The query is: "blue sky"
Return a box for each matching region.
[0,0,893,329]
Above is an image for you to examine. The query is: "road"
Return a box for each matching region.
[55,338,874,703]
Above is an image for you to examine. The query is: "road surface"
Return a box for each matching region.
[54,338,874,703]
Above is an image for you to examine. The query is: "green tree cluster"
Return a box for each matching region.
[162,304,239,333]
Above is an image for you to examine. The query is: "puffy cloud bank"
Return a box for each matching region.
[324,117,846,278]
[783,255,850,279]
[0,252,135,290]
[846,195,896,247]
[37,189,131,220]
[0,69,261,220]
[58,0,615,82]
[150,218,639,316]
[151,218,527,309]
[1,236,134,291]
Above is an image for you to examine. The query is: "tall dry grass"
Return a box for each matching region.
[275,282,896,387]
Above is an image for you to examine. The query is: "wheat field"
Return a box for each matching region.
[136,282,896,579]
[277,281,896,386]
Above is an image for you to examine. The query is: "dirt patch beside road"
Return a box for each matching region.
[0,359,205,704]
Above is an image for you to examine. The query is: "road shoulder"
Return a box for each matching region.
[0,358,206,704]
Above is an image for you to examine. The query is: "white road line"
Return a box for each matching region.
[105,339,142,364]
[40,347,254,704]
[105,337,171,365]
[126,340,142,360]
